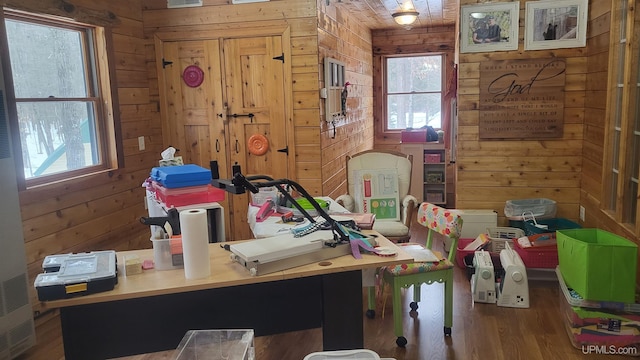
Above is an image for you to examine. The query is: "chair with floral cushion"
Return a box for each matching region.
[367,202,463,347]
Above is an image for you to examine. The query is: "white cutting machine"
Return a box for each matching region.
[229,230,352,276]
[471,250,496,304]
[496,242,529,308]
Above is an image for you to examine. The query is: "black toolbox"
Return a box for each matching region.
[35,250,117,301]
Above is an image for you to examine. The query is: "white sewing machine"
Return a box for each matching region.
[496,242,529,308]
[471,250,496,304]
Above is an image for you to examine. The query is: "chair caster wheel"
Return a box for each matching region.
[396,336,407,347]
[409,301,418,311]
[365,309,375,319]
[444,326,451,336]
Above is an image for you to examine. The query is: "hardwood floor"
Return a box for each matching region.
[20,223,634,360]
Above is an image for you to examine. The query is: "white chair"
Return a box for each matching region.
[336,149,418,243]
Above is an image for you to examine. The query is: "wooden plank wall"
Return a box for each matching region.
[317,1,374,200]
[456,0,592,224]
[142,0,320,189]
[9,0,156,358]
[580,2,630,236]
[371,25,457,204]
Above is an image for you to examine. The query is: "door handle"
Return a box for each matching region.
[235,139,239,153]
[229,113,255,119]
[216,139,220,153]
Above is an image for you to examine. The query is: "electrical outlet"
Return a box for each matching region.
[138,136,145,151]
[579,205,585,222]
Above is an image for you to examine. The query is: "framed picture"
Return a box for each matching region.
[525,0,588,50]
[460,2,520,53]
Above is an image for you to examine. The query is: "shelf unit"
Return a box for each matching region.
[401,143,446,205]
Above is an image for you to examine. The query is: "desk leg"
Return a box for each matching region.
[321,270,363,350]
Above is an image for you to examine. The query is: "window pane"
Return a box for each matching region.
[387,56,442,93]
[5,19,88,98]
[387,93,441,130]
[17,102,99,179]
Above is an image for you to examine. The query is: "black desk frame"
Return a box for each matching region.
[59,270,363,359]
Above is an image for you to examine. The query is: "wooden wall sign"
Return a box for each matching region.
[479,58,566,139]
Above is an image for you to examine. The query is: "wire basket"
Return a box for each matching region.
[486,227,525,253]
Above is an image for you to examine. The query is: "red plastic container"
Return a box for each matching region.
[455,237,492,268]
[513,233,558,268]
[456,238,475,268]
[400,130,427,143]
[153,182,225,207]
[424,153,441,163]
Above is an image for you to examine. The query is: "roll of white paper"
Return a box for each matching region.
[179,209,211,279]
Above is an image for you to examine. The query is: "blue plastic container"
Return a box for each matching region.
[151,164,211,188]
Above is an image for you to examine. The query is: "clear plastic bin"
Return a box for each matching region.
[504,198,557,218]
[151,237,183,270]
[173,329,255,360]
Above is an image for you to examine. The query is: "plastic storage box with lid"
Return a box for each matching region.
[153,181,225,208]
[556,267,640,352]
[35,250,117,301]
[172,329,254,360]
[151,164,211,188]
[558,228,638,304]
[504,198,557,218]
[505,198,556,229]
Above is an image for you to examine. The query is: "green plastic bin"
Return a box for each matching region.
[557,228,637,303]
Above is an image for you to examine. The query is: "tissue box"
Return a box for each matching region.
[159,156,184,167]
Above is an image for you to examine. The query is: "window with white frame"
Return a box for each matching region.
[384,54,443,130]
[2,10,118,187]
[604,0,640,230]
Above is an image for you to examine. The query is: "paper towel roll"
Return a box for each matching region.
[179,209,211,279]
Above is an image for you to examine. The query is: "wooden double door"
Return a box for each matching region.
[157,35,291,240]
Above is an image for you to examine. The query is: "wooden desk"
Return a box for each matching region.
[42,232,412,359]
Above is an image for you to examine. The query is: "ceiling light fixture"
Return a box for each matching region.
[392,10,419,27]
